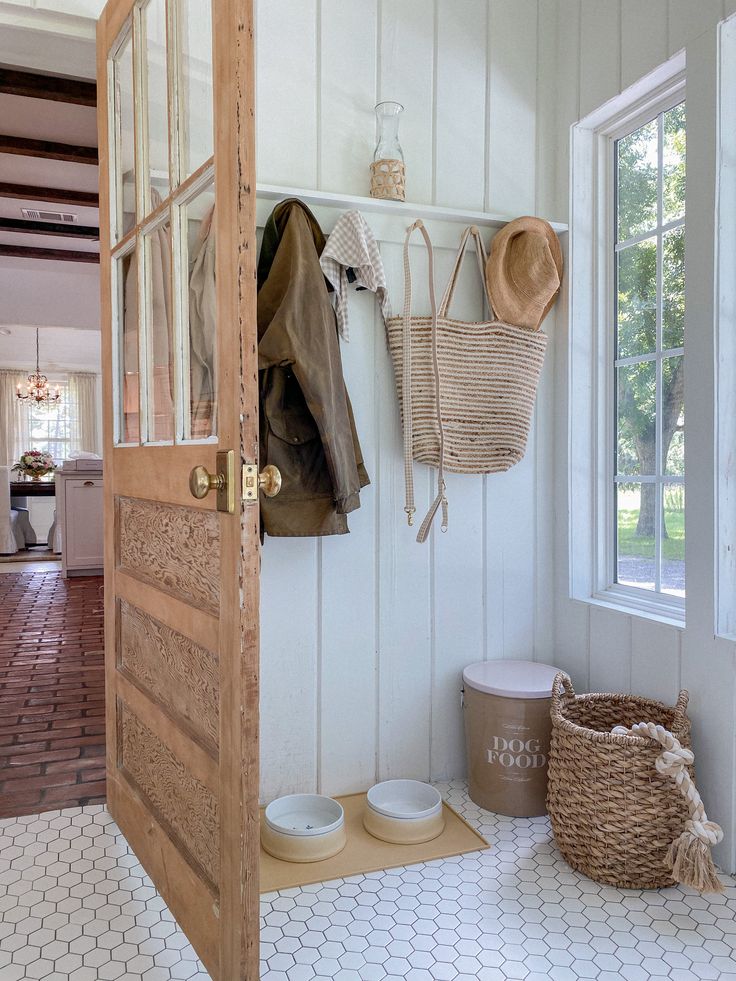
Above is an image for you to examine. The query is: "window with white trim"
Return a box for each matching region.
[568,53,686,623]
[613,102,685,599]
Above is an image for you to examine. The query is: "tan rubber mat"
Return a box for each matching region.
[260,792,489,893]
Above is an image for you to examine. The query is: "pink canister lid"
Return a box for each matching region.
[462,660,558,699]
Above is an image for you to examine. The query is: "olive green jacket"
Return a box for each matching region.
[257,199,369,537]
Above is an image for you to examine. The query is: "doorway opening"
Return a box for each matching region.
[0,63,105,819]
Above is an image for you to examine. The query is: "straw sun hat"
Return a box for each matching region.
[486,216,563,331]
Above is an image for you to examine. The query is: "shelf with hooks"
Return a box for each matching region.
[255,183,568,234]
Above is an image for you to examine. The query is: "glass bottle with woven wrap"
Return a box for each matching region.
[370,101,405,201]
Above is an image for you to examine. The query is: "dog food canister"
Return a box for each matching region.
[462,660,558,817]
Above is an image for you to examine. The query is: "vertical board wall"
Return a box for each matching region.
[549,0,736,871]
[255,0,560,802]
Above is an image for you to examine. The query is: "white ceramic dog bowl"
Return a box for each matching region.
[363,780,445,844]
[262,794,346,863]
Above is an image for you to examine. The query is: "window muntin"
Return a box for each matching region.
[613,102,685,599]
[107,2,216,447]
[111,28,135,243]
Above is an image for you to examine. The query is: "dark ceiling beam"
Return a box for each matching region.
[0,135,98,165]
[0,182,98,207]
[0,245,99,264]
[0,217,99,240]
[0,68,96,107]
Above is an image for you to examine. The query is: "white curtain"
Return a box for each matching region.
[68,372,100,456]
[0,370,30,468]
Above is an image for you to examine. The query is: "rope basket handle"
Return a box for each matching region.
[551,672,575,718]
[673,688,690,727]
[612,721,724,894]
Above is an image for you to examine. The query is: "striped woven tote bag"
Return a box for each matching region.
[385,221,547,542]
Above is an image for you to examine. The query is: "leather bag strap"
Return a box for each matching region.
[401,219,448,542]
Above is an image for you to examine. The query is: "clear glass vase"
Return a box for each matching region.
[370,101,405,201]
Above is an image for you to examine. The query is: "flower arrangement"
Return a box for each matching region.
[12,449,56,480]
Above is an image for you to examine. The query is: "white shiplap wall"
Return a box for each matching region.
[549,0,736,871]
[255,0,559,803]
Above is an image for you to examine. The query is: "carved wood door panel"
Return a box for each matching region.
[96,1,259,978]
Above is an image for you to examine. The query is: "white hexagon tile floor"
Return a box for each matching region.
[1,781,735,981]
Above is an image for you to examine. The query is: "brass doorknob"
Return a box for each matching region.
[189,465,224,500]
[258,464,282,498]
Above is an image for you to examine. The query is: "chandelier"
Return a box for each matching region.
[16,329,61,407]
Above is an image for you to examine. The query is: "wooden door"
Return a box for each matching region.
[97,1,260,978]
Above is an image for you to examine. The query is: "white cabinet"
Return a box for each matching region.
[55,471,104,577]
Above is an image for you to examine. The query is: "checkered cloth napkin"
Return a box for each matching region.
[320,210,391,341]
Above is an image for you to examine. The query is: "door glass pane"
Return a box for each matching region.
[617,361,655,476]
[144,216,174,442]
[663,227,685,350]
[616,482,655,591]
[112,29,135,241]
[616,239,657,358]
[182,182,217,439]
[663,103,686,226]
[116,247,140,444]
[617,118,658,242]
[180,0,214,177]
[144,0,170,207]
[662,483,685,596]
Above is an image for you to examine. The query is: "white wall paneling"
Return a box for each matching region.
[256,0,555,805]
[318,0,377,197]
[588,606,632,694]
[257,202,554,804]
[579,0,621,119]
[552,0,736,871]
[255,0,561,222]
[435,0,487,210]
[630,617,682,706]
[621,0,669,90]
[668,0,727,56]
[255,0,318,189]
[377,0,436,206]
[486,0,538,216]
[259,538,320,801]
[318,291,378,796]
[716,14,736,638]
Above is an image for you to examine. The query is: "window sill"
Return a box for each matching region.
[586,588,686,629]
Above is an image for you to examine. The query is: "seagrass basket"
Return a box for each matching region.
[546,673,692,889]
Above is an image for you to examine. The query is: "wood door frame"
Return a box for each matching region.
[96,0,260,977]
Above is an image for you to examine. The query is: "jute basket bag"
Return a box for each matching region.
[385,221,547,542]
[547,673,724,893]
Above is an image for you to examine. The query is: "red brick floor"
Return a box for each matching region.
[0,570,106,819]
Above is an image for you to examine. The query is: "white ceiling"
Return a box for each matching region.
[0,230,99,252]
[0,92,98,144]
[0,154,99,193]
[0,3,99,80]
[0,322,100,373]
[0,195,98,227]
[0,29,100,333]
[0,255,100,330]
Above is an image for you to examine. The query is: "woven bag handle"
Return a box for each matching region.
[400,220,448,541]
[438,225,494,319]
